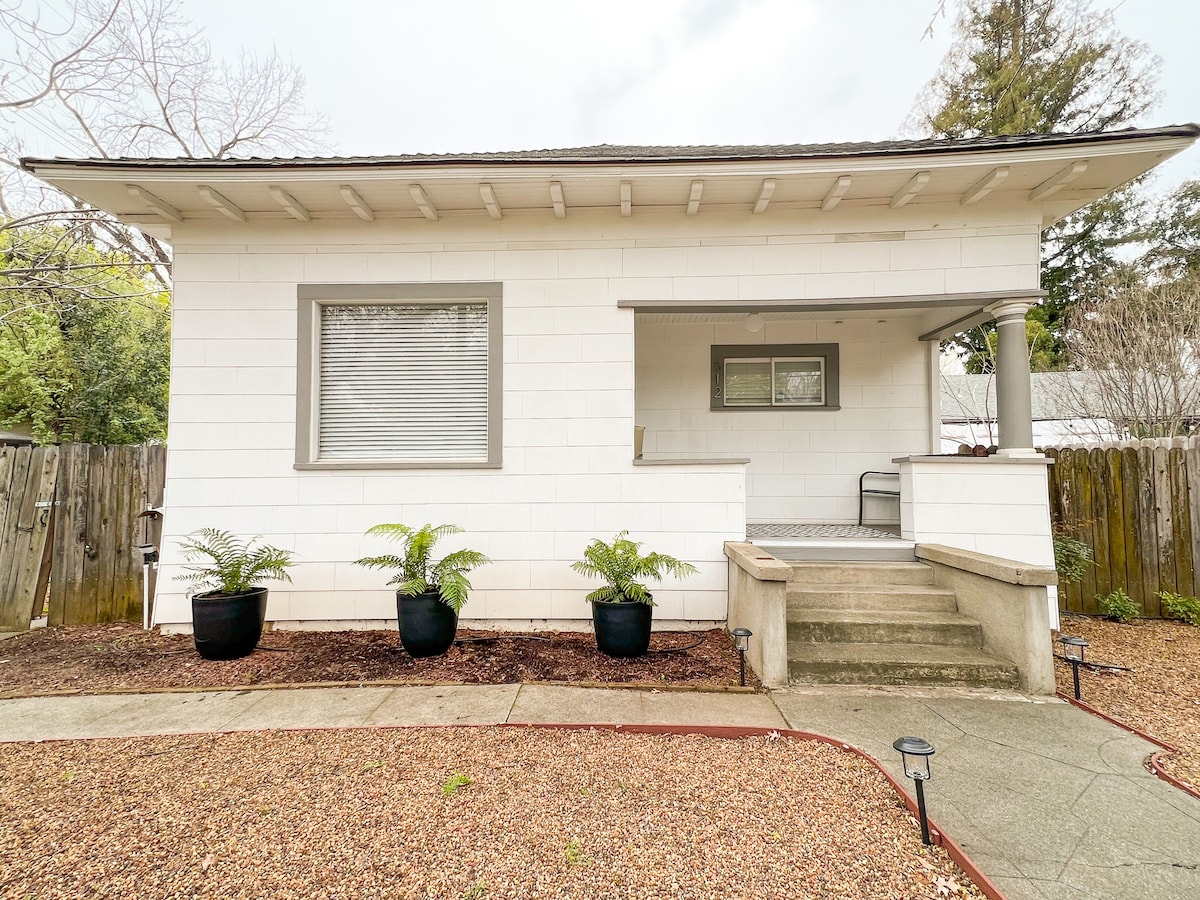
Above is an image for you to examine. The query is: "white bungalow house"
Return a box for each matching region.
[24,124,1198,691]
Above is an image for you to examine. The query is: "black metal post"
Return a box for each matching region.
[1070,658,1082,700]
[914,778,931,846]
[737,648,746,687]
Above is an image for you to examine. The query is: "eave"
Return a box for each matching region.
[21,126,1199,234]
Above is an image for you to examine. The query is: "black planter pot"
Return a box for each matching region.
[191,587,268,660]
[397,590,459,657]
[591,598,653,658]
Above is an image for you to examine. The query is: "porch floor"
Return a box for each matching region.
[746,523,901,540]
[746,523,911,562]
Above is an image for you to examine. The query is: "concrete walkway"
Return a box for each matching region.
[2,683,1198,900]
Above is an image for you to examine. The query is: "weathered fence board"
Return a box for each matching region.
[1090,449,1112,599]
[50,444,88,627]
[1137,444,1160,612]
[1120,446,1143,611]
[1170,448,1194,600]
[1105,448,1127,603]
[0,446,59,631]
[1048,440,1200,616]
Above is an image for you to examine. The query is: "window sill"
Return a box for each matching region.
[711,405,841,412]
[633,457,751,466]
[295,460,503,471]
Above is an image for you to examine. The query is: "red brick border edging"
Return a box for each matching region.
[1056,691,1200,801]
[1148,752,1200,801]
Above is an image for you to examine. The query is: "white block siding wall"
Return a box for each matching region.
[635,317,931,523]
[156,206,1041,629]
[898,457,1059,628]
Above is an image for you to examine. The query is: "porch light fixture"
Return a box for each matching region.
[730,627,752,686]
[744,313,764,333]
[892,736,935,845]
[1058,635,1089,700]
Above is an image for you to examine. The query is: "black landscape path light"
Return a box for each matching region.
[730,627,752,686]
[893,736,935,846]
[1059,634,1089,700]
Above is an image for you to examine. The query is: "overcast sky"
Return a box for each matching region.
[180,0,1200,190]
[22,0,1200,191]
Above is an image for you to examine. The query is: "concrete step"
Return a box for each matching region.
[787,609,983,647]
[787,561,934,586]
[787,583,959,614]
[787,642,1020,689]
[756,539,917,562]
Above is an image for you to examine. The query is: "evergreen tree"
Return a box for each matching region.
[1142,180,1200,279]
[911,0,1159,372]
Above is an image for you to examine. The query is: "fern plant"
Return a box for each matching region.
[354,523,489,614]
[571,531,698,605]
[177,529,296,596]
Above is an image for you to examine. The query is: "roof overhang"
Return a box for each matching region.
[620,288,1046,341]
[21,126,1199,233]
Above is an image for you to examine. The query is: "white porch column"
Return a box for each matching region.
[987,299,1037,456]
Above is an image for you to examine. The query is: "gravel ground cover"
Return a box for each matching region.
[0,727,983,899]
[0,623,747,696]
[1054,614,1200,790]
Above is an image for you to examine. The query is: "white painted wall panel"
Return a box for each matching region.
[156,208,1042,627]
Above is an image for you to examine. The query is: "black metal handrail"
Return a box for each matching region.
[858,470,900,526]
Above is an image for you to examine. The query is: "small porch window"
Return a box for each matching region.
[711,343,840,411]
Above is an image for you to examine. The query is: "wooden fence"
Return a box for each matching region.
[1046,439,1200,616]
[0,445,59,631]
[0,444,165,631]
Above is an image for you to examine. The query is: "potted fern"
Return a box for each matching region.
[354,523,490,657]
[571,531,698,657]
[177,529,296,660]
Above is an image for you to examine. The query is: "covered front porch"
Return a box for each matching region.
[627,295,1061,694]
[630,293,1052,553]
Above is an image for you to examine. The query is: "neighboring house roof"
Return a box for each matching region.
[21,124,1200,169]
[942,372,1200,423]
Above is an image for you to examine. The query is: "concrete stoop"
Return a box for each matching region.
[784,561,1020,689]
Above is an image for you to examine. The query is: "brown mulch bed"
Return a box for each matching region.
[1053,614,1200,791]
[0,727,984,899]
[0,623,751,696]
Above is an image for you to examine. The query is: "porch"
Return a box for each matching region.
[745,522,911,561]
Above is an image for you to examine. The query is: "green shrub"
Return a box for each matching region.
[1158,591,1200,626]
[1097,589,1140,623]
[1053,534,1093,584]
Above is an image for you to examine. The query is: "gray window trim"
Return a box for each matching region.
[710,343,840,411]
[295,282,503,469]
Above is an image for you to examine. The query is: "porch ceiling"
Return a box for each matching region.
[22,127,1198,232]
[624,289,1042,341]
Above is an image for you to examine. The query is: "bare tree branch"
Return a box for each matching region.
[0,0,328,305]
[1061,272,1200,439]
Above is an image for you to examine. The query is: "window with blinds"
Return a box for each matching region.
[296,283,501,469]
[723,357,824,407]
[317,302,489,462]
[710,343,840,411]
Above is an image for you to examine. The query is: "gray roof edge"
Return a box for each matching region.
[20,124,1200,172]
